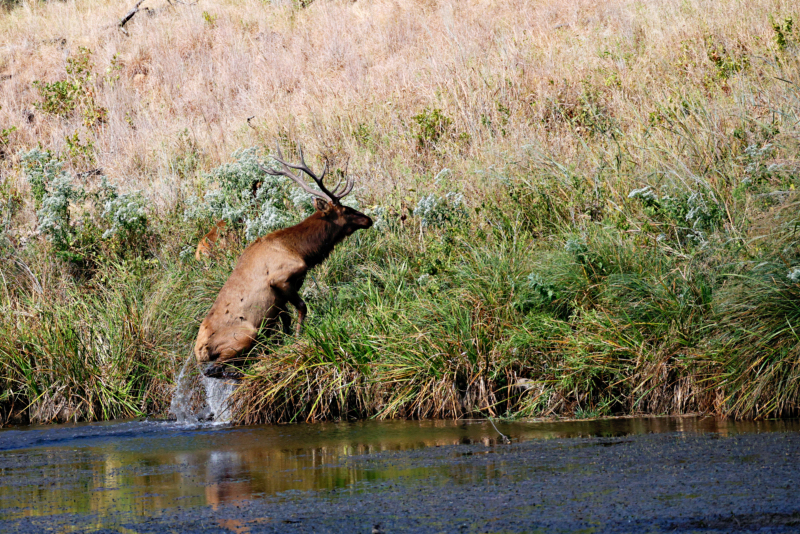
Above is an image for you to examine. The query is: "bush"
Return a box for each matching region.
[184,147,314,242]
[21,149,150,266]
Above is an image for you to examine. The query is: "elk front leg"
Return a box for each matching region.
[286,291,307,334]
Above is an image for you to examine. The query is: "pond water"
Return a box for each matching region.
[1,415,798,524]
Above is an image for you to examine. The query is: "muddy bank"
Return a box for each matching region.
[1,418,799,533]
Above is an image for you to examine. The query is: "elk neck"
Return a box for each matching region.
[274,212,349,268]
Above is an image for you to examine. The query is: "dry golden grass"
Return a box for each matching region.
[1,0,795,211]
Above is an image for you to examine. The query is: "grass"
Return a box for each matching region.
[0,0,799,424]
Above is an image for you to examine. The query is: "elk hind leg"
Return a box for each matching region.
[262,303,293,337]
[270,276,307,335]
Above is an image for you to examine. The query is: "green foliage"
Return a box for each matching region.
[628,185,725,245]
[20,147,67,207]
[514,271,571,319]
[20,149,150,266]
[104,54,123,88]
[36,172,85,259]
[705,37,749,80]
[32,47,107,128]
[481,101,512,137]
[353,122,376,151]
[202,10,217,27]
[64,130,96,167]
[413,107,452,149]
[0,125,15,147]
[548,80,615,136]
[771,15,795,52]
[412,191,466,228]
[33,77,81,117]
[99,178,148,253]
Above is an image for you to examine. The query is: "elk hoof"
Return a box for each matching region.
[202,363,242,379]
[202,363,224,378]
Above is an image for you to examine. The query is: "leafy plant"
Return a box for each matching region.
[20,148,68,207]
[64,130,96,167]
[413,192,466,228]
[99,178,148,256]
[628,185,724,245]
[413,107,452,149]
[771,16,795,52]
[32,46,107,128]
[202,11,217,27]
[184,147,317,243]
[0,125,15,147]
[21,149,150,265]
[705,37,749,80]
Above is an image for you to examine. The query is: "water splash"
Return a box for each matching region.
[169,356,198,423]
[201,375,237,423]
[170,355,237,424]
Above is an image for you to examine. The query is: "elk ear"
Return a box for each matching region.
[313,198,332,213]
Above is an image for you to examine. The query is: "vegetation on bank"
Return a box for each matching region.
[0,0,798,425]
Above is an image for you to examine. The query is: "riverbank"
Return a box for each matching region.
[0,0,799,425]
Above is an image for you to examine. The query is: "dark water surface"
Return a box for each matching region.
[1,416,799,533]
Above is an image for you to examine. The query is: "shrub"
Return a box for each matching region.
[628,184,725,245]
[32,46,107,128]
[20,148,66,207]
[21,149,150,265]
[184,147,327,243]
[413,192,466,228]
[413,107,453,150]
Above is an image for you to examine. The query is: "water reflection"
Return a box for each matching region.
[0,416,797,521]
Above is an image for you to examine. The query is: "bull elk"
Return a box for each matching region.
[194,144,373,377]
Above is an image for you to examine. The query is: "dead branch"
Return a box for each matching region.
[119,0,146,35]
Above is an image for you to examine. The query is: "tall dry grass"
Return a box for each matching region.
[0,0,795,197]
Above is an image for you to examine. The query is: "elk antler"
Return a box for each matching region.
[260,142,354,204]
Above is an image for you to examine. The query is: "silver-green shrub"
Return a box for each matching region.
[100,179,147,240]
[628,184,723,244]
[184,147,315,242]
[20,149,149,262]
[36,174,84,250]
[413,192,466,228]
[20,148,70,207]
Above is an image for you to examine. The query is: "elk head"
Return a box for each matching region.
[260,143,373,248]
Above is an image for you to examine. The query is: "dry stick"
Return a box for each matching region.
[119,0,146,35]
[487,415,511,444]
